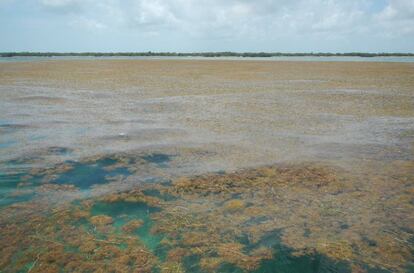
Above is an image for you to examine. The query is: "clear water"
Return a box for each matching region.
[1,146,412,272]
[51,159,131,189]
[91,201,163,252]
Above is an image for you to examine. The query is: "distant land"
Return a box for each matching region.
[1,52,414,58]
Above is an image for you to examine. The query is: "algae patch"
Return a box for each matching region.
[0,160,413,273]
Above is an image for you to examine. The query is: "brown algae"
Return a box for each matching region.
[1,59,414,273]
[0,161,413,273]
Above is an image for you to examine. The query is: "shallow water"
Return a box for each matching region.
[0,60,413,273]
[51,159,131,189]
[2,158,411,272]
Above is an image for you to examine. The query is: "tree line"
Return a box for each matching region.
[1,52,413,58]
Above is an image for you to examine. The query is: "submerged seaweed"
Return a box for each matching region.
[0,151,175,207]
[51,159,131,189]
[0,157,412,273]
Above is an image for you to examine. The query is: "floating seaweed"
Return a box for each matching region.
[0,159,413,272]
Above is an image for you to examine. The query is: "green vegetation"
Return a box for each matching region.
[1,51,413,58]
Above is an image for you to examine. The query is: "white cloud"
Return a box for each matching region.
[69,17,107,30]
[36,0,413,37]
[378,0,414,20]
[11,0,410,51]
[375,0,414,35]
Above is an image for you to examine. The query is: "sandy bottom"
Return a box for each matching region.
[0,60,413,272]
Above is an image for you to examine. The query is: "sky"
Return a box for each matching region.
[0,0,413,52]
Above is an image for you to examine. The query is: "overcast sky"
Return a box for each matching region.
[1,0,413,52]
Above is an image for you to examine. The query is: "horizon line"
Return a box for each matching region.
[1,52,414,58]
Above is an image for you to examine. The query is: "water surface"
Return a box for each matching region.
[0,60,413,273]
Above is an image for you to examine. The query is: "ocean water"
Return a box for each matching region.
[0,60,413,273]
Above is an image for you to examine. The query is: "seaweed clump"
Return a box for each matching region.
[0,204,158,273]
[147,163,414,272]
[0,161,413,273]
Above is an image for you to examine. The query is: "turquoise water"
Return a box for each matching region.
[178,242,350,273]
[0,156,130,206]
[52,158,131,189]
[0,153,175,207]
[90,201,163,252]
[88,200,354,273]
[0,168,38,207]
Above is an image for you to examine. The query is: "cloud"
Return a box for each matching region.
[34,0,414,38]
[39,0,84,13]
[376,0,414,35]
[378,0,414,20]
[2,0,412,52]
[69,17,107,30]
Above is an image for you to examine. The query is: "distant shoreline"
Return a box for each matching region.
[1,52,414,58]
